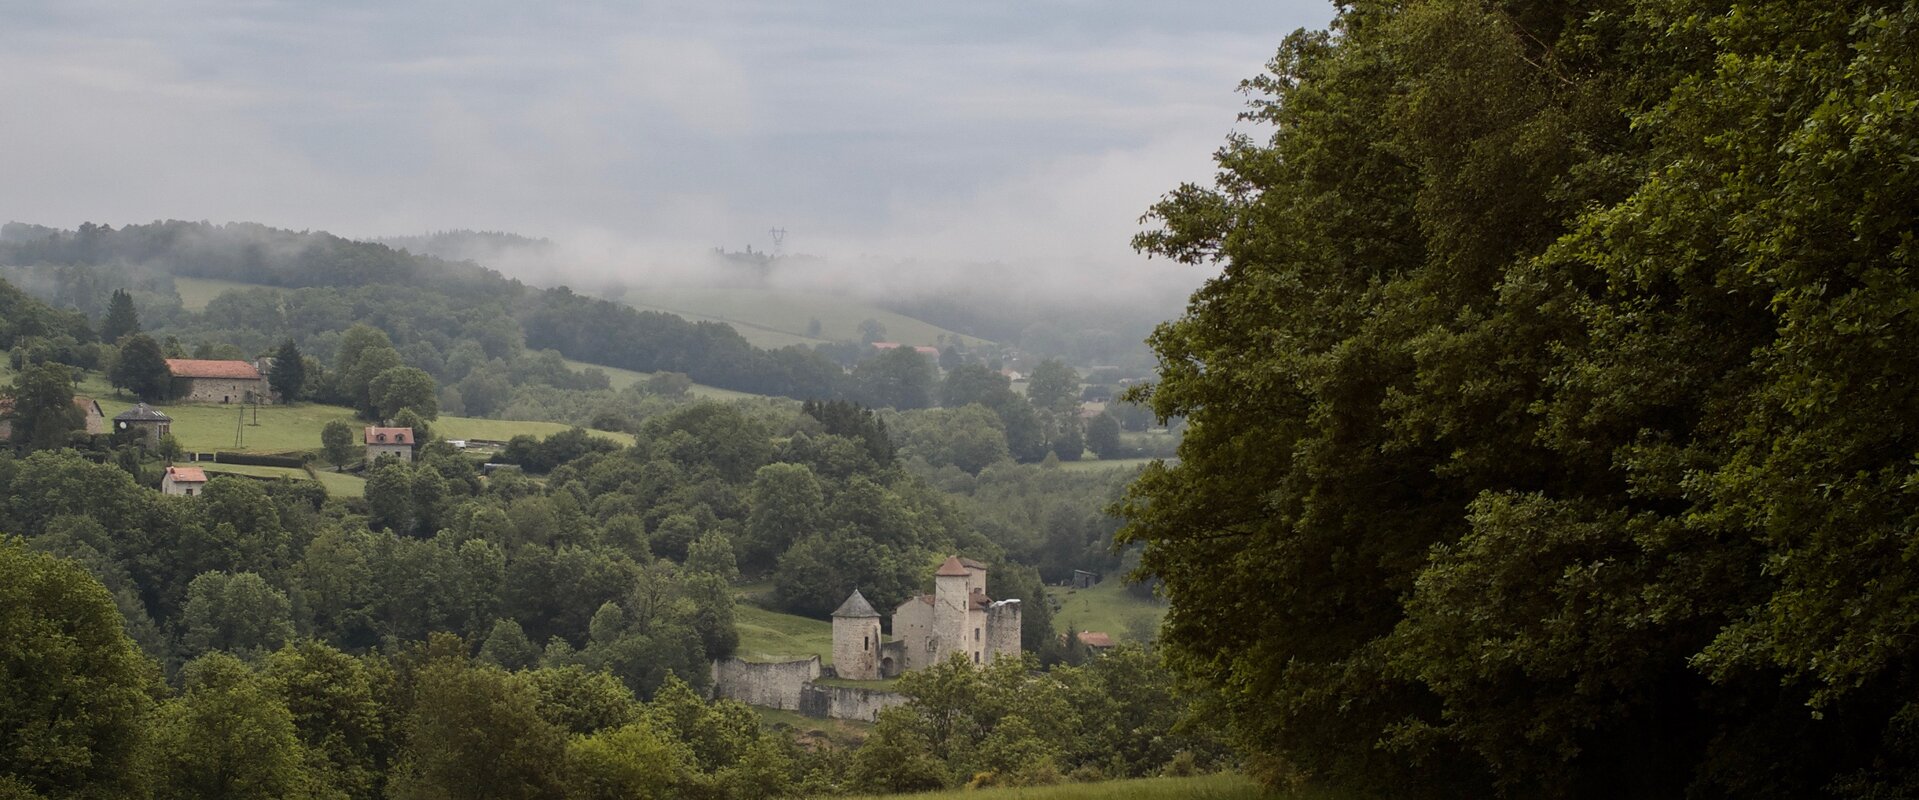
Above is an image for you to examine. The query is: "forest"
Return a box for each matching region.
[1121,0,1919,797]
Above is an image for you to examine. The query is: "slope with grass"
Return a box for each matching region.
[84,395,631,455]
[615,286,992,349]
[1050,579,1167,643]
[558,357,764,401]
[734,603,836,665]
[173,276,271,311]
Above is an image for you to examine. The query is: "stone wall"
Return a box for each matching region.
[710,657,820,712]
[173,377,268,404]
[711,656,906,722]
[798,683,908,722]
[987,599,1022,663]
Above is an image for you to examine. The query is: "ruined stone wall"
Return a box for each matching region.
[798,683,908,722]
[987,599,1022,663]
[710,657,821,711]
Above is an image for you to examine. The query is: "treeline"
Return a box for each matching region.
[1124,0,1919,798]
[0,221,846,399]
[6,534,1220,799]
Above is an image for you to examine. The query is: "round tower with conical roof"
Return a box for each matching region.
[831,588,883,680]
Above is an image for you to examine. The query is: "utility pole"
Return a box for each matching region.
[768,227,786,255]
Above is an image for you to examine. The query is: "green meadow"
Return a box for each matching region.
[1050,579,1167,643]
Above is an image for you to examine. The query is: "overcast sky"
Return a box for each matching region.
[0,1,1334,292]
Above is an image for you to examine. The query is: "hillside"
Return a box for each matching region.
[734,602,836,665]
[843,774,1294,800]
[614,286,992,350]
[1050,579,1166,643]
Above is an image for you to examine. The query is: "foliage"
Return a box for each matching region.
[270,340,307,403]
[100,289,139,344]
[8,362,83,450]
[320,419,357,470]
[0,539,155,800]
[1123,1,1919,796]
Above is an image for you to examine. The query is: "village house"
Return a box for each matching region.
[112,403,172,446]
[365,426,414,462]
[73,396,106,435]
[165,358,270,404]
[0,395,107,441]
[832,556,1021,681]
[160,466,207,496]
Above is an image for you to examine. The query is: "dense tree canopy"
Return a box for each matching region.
[1123,1,1919,797]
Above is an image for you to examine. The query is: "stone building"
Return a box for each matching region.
[164,359,270,404]
[112,403,172,445]
[73,396,105,435]
[832,555,1021,680]
[364,426,415,462]
[161,466,208,496]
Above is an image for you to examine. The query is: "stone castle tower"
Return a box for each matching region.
[831,589,884,680]
[831,556,1021,681]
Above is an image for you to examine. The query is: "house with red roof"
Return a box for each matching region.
[165,359,270,404]
[161,466,208,496]
[365,426,415,463]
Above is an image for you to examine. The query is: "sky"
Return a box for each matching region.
[0,1,1336,298]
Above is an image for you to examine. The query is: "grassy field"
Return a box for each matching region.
[85,395,630,454]
[432,414,633,446]
[843,774,1292,800]
[94,398,362,453]
[1051,580,1168,643]
[615,286,991,349]
[194,462,312,480]
[311,469,367,498]
[558,358,764,401]
[734,603,836,665]
[173,276,271,310]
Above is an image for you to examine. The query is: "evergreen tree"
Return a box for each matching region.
[101,288,139,343]
[268,339,306,403]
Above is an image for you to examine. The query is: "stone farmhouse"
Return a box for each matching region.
[165,359,270,404]
[365,426,415,462]
[832,555,1022,680]
[161,466,208,496]
[112,403,173,445]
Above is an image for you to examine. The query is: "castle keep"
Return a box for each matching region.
[832,556,1021,680]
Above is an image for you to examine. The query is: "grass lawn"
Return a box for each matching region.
[85,393,630,454]
[433,414,634,445]
[312,469,367,498]
[195,462,312,480]
[1051,580,1168,643]
[812,675,899,691]
[94,398,361,454]
[614,286,991,349]
[558,358,764,401]
[173,276,275,311]
[734,603,836,665]
[843,774,1295,800]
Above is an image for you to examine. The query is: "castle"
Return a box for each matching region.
[831,556,1022,680]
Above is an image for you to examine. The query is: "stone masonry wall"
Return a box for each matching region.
[710,657,821,712]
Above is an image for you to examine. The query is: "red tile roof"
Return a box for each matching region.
[166,466,207,483]
[165,359,262,380]
[364,426,414,445]
[936,556,969,577]
[1076,631,1115,648]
